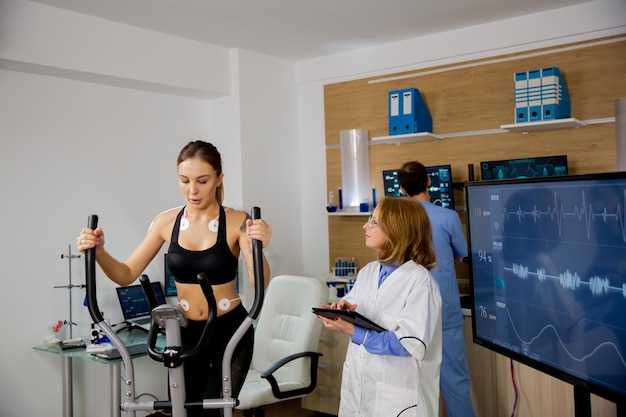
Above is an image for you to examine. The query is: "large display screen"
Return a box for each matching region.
[382,164,455,209]
[464,172,626,403]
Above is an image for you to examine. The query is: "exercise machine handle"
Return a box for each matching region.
[83,214,144,411]
[247,207,264,320]
[139,274,159,310]
[216,206,266,414]
[85,214,105,324]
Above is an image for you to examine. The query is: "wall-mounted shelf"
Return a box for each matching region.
[325,118,612,150]
[370,132,442,145]
[500,118,585,133]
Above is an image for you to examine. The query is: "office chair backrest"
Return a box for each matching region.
[251,275,327,383]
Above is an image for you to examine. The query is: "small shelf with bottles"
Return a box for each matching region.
[326,190,373,216]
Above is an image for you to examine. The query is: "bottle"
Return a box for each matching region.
[327,191,338,212]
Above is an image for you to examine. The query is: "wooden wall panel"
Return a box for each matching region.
[325,36,625,270]
[325,37,625,141]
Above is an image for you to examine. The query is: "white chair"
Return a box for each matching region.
[236,275,328,416]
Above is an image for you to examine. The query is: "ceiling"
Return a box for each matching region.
[29,0,592,61]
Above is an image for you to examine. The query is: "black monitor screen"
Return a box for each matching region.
[382,169,403,198]
[164,254,177,296]
[464,172,626,402]
[480,155,568,180]
[382,165,455,209]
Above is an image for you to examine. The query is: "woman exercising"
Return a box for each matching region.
[77,140,272,416]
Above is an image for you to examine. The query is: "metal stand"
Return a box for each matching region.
[55,244,84,339]
[55,244,85,417]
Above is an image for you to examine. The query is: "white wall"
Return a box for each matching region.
[1,0,624,416]
[237,49,302,276]
[0,0,232,98]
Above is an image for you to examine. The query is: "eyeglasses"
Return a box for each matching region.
[366,215,379,229]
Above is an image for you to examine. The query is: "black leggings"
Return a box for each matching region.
[181,305,254,417]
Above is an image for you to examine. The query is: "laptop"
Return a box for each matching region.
[115,282,166,331]
[92,343,148,360]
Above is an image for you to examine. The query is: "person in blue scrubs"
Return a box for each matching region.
[398,161,477,417]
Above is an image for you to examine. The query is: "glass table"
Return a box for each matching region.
[33,328,156,417]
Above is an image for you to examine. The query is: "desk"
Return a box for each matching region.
[33,328,152,417]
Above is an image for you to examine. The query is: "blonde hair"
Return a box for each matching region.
[376,197,436,269]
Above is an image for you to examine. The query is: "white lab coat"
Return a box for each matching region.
[339,260,442,417]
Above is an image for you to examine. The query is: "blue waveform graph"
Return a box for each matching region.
[502,302,626,390]
[501,189,626,243]
[506,263,626,297]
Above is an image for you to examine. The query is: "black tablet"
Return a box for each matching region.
[312,307,386,332]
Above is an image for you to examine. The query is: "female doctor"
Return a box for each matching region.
[317,197,442,417]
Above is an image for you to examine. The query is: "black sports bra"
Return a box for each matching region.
[167,206,238,285]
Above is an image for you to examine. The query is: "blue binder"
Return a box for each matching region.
[514,66,571,123]
[541,67,570,120]
[514,71,529,123]
[528,69,542,122]
[388,91,402,135]
[389,88,433,135]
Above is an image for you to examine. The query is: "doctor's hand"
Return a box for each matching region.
[320,300,358,311]
[316,300,357,335]
[318,314,355,336]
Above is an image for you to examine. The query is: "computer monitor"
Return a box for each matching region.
[382,169,403,198]
[427,165,455,209]
[480,154,568,180]
[464,172,626,405]
[382,164,455,209]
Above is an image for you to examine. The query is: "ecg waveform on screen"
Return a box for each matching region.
[505,307,626,369]
[505,263,626,298]
[501,189,626,241]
